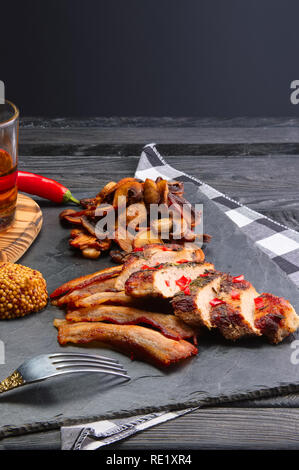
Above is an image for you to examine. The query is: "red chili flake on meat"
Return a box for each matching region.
[254,297,264,309]
[177,259,189,264]
[155,263,163,269]
[175,276,191,290]
[141,265,150,270]
[162,246,172,251]
[232,275,244,283]
[165,280,170,287]
[133,247,144,252]
[184,286,191,295]
[209,298,226,307]
[231,290,240,300]
[199,273,209,277]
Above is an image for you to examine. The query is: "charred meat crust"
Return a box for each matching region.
[254,293,299,343]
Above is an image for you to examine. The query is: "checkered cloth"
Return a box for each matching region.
[61,143,299,450]
[136,144,299,288]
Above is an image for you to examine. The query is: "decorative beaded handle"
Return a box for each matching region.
[0,370,24,393]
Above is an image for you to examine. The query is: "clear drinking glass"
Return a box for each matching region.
[0,101,19,231]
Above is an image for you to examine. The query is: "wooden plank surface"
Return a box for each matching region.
[1,408,299,450]
[2,117,298,450]
[0,194,43,263]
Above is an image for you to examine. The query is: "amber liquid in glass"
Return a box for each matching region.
[0,149,17,231]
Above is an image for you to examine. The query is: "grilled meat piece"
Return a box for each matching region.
[55,277,117,307]
[210,275,260,340]
[172,271,225,328]
[65,305,199,341]
[115,244,205,291]
[72,291,134,308]
[254,293,299,344]
[125,262,214,299]
[55,321,198,367]
[50,265,122,299]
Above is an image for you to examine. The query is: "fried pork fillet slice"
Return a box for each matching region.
[55,277,117,307]
[50,265,122,299]
[172,270,225,328]
[115,244,205,291]
[54,320,198,367]
[65,305,199,341]
[254,293,299,344]
[71,291,134,308]
[125,262,214,299]
[210,275,261,340]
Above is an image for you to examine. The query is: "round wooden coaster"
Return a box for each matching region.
[0,193,43,263]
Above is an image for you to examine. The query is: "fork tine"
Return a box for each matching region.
[51,357,124,368]
[48,352,119,364]
[54,367,130,380]
[54,359,124,372]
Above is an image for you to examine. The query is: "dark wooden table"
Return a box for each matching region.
[1,117,299,450]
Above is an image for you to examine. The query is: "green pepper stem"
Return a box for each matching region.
[63,189,80,205]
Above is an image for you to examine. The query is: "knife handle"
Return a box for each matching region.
[0,370,25,394]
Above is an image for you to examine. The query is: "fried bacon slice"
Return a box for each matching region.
[254,293,299,344]
[54,320,198,367]
[72,291,134,308]
[50,265,122,299]
[65,305,199,341]
[55,277,117,307]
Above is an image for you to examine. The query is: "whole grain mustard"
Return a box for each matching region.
[0,263,48,319]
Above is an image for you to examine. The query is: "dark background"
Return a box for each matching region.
[2,0,299,117]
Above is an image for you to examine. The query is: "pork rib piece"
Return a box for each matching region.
[115,244,205,291]
[125,261,214,299]
[55,321,198,367]
[172,270,225,328]
[210,275,261,340]
[254,293,299,344]
[65,305,199,341]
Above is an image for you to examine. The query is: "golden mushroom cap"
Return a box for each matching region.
[0,262,48,319]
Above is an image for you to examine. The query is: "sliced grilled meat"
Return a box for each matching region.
[65,305,199,341]
[254,293,299,344]
[55,320,198,367]
[210,275,260,340]
[115,244,205,291]
[125,262,214,299]
[172,270,225,328]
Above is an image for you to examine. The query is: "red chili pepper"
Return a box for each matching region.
[165,280,170,287]
[17,171,79,205]
[232,275,244,283]
[162,246,172,251]
[184,286,191,295]
[141,265,150,270]
[177,259,189,264]
[133,247,144,252]
[175,275,191,290]
[231,290,240,300]
[209,298,226,307]
[199,273,209,277]
[254,297,264,309]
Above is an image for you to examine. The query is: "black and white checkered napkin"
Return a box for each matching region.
[61,143,299,450]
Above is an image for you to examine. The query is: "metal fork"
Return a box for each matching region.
[0,352,130,394]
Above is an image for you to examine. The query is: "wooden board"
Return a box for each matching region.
[0,193,43,263]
